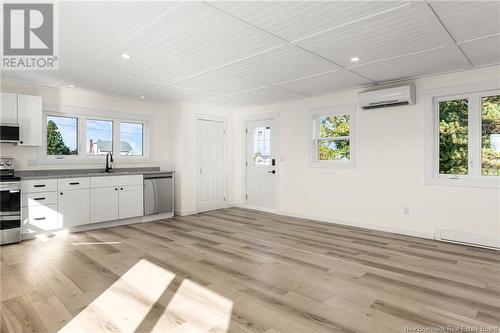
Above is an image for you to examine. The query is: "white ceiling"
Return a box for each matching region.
[1,1,499,107]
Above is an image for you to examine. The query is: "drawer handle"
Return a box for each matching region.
[34,184,46,188]
[33,197,46,201]
[69,182,80,185]
[34,217,46,221]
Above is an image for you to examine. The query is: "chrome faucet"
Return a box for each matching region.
[105,152,114,173]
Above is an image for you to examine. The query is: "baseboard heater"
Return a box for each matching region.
[434,229,500,250]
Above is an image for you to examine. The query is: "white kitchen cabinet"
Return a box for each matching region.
[22,204,60,233]
[17,94,42,146]
[118,185,143,219]
[91,187,119,223]
[58,188,90,227]
[0,92,18,124]
[89,176,144,223]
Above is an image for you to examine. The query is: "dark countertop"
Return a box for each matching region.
[17,167,174,180]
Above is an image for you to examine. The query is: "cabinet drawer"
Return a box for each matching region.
[21,191,57,207]
[58,177,90,190]
[21,204,61,233]
[91,175,143,188]
[21,179,57,193]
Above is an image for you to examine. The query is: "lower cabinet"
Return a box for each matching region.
[58,188,91,227]
[91,187,119,223]
[118,185,144,219]
[21,204,60,233]
[90,182,143,223]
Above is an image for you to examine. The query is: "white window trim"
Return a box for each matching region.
[424,80,500,188]
[37,104,152,165]
[309,103,356,169]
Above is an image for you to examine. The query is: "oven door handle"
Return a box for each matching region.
[0,215,21,221]
[9,189,20,193]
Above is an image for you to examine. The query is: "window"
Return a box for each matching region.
[438,99,468,175]
[47,116,78,155]
[429,85,499,187]
[120,122,143,156]
[311,104,355,168]
[41,108,150,164]
[86,119,113,155]
[253,126,271,166]
[481,95,500,176]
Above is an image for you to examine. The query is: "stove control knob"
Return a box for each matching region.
[5,160,12,166]
[0,161,4,166]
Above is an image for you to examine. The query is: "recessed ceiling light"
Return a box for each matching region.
[139,96,146,100]
[68,84,75,88]
[121,53,132,59]
[350,56,360,63]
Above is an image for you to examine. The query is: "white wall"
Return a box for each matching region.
[234,66,500,241]
[0,80,172,170]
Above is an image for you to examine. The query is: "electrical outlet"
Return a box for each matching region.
[403,206,411,216]
[28,159,37,166]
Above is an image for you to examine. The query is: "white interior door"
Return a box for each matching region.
[245,119,277,211]
[197,119,226,212]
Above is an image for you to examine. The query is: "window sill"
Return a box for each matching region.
[426,176,500,189]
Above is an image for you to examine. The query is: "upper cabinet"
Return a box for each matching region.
[17,94,42,146]
[0,92,42,146]
[0,93,18,124]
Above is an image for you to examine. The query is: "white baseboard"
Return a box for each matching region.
[277,210,435,240]
[435,228,500,250]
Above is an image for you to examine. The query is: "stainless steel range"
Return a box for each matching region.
[0,158,21,245]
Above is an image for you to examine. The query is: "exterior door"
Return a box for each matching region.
[197,119,226,212]
[245,119,277,211]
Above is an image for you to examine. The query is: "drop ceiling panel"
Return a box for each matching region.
[1,64,81,87]
[351,47,468,82]
[140,86,217,104]
[277,70,371,96]
[59,28,119,67]
[92,46,209,85]
[430,1,500,42]
[128,3,281,68]
[459,35,500,67]
[64,71,160,96]
[295,5,444,67]
[174,71,265,96]
[219,46,339,84]
[59,1,178,44]
[209,1,404,42]
[207,86,308,107]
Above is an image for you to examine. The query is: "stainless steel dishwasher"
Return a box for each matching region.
[143,173,174,215]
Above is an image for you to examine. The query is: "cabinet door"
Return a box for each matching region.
[17,94,42,146]
[0,93,18,124]
[91,187,119,223]
[58,189,90,228]
[118,185,143,219]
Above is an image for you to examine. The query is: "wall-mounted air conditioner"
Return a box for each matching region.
[358,83,416,110]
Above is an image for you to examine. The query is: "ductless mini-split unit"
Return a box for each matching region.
[358,83,416,110]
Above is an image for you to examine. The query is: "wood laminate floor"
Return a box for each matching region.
[1,208,499,333]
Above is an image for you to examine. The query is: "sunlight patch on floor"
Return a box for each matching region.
[58,259,233,333]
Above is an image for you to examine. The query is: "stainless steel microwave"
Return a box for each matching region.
[0,125,19,143]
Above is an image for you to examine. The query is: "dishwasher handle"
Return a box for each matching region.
[143,174,173,180]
